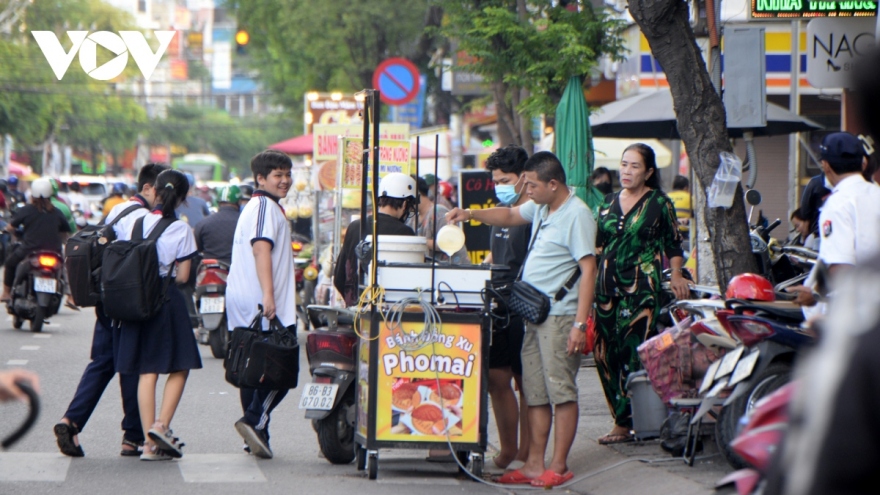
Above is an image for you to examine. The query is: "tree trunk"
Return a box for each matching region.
[628,0,757,289]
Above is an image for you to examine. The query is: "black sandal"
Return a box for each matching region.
[54,423,85,457]
[120,436,143,457]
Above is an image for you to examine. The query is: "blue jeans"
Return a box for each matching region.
[63,308,143,443]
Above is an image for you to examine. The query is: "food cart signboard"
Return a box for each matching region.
[314,123,409,191]
[341,138,412,190]
[459,170,496,264]
[375,320,482,443]
[357,336,370,439]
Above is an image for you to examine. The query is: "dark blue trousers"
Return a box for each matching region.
[63,308,143,443]
[240,388,288,442]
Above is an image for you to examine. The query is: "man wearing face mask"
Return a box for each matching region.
[484,145,532,470]
[591,167,614,196]
[333,173,417,307]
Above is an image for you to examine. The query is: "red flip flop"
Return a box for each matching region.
[494,468,534,484]
[530,469,574,487]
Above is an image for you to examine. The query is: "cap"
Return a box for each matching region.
[820,132,865,165]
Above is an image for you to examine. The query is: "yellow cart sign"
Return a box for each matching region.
[341,138,412,190]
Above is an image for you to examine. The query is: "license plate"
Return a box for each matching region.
[34,277,56,293]
[199,296,225,314]
[729,350,760,387]
[298,383,339,410]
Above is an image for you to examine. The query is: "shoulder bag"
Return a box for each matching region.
[225,306,300,390]
[508,219,581,325]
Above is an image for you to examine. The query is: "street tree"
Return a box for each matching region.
[439,0,625,149]
[628,0,757,286]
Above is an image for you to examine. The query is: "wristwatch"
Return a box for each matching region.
[573,322,587,332]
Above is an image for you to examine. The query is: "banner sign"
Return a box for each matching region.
[458,170,496,264]
[374,320,482,443]
[341,138,412,190]
[313,123,409,191]
[750,0,876,19]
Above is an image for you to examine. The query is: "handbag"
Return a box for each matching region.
[224,307,300,390]
[508,219,581,325]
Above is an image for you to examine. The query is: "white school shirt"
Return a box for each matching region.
[117,211,197,277]
[226,193,297,330]
[105,195,150,239]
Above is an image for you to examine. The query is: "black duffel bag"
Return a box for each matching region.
[224,307,299,390]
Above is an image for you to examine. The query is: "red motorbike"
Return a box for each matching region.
[194,259,229,358]
[717,381,795,494]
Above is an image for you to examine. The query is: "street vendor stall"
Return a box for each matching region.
[347,90,495,480]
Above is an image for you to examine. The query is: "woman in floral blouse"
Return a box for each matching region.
[594,143,689,444]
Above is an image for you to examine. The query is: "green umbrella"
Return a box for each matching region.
[556,76,603,215]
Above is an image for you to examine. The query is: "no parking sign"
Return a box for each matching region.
[372,58,421,106]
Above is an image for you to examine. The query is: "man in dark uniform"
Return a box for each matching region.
[334,173,417,307]
[194,185,241,265]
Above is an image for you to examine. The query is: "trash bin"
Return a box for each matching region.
[626,370,668,440]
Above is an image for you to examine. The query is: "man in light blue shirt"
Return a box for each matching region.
[447,151,597,487]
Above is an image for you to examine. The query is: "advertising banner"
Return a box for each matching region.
[374,320,482,443]
[458,170,496,264]
[314,123,409,191]
[340,138,412,190]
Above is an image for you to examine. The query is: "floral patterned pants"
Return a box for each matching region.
[593,292,660,428]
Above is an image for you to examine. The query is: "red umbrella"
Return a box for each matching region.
[269,134,313,156]
[412,144,445,159]
[8,161,33,177]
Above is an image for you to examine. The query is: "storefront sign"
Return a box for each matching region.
[375,320,482,443]
[806,17,875,88]
[305,94,362,135]
[459,170,495,264]
[340,138,412,190]
[751,0,876,19]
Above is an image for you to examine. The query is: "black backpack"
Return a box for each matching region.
[100,216,176,322]
[65,204,143,307]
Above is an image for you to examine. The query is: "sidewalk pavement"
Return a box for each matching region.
[482,357,732,494]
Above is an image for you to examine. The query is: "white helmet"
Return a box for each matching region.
[31,178,54,199]
[378,173,416,200]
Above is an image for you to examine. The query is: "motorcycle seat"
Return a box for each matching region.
[736,301,804,323]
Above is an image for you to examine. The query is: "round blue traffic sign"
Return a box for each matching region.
[373,58,420,106]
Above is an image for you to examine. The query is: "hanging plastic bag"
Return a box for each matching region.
[706,152,743,209]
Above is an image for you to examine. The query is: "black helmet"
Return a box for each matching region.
[0,179,7,194]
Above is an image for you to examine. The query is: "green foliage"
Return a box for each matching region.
[439,0,626,117]
[146,105,296,176]
[230,0,432,111]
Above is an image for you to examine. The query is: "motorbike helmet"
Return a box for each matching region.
[378,172,416,200]
[8,176,19,187]
[726,273,775,301]
[112,182,126,195]
[217,184,241,204]
[31,178,54,199]
[438,180,453,200]
[239,184,254,201]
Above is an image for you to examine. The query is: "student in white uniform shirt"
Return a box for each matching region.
[114,169,203,461]
[226,150,296,460]
[788,132,880,315]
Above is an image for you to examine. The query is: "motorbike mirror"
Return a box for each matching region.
[745,189,762,206]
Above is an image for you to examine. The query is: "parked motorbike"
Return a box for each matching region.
[6,250,64,332]
[716,382,795,495]
[194,258,229,358]
[301,305,358,464]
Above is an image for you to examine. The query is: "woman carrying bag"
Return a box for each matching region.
[114,170,202,461]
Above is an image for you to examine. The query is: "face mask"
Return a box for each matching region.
[495,184,521,205]
[595,181,613,195]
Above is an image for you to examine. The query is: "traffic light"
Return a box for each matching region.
[235,29,249,55]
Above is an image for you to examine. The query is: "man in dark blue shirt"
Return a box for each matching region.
[194,185,241,265]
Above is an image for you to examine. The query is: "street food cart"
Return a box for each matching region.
[351,90,494,480]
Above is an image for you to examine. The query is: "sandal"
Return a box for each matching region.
[148,423,184,459]
[64,300,80,311]
[530,469,574,487]
[494,468,534,485]
[120,436,143,457]
[597,432,634,445]
[54,422,85,457]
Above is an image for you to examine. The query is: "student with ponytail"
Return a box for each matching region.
[113,169,203,461]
